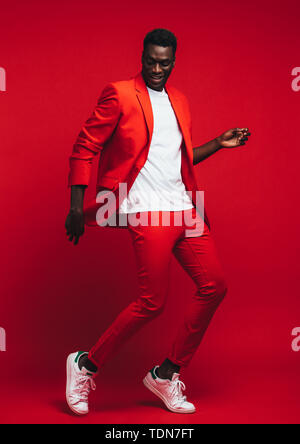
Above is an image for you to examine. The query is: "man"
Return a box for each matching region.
[65,28,251,416]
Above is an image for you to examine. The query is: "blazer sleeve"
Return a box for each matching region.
[67,82,121,187]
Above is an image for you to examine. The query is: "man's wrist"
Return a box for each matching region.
[215,136,223,149]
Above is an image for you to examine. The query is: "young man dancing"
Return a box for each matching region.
[65,28,251,415]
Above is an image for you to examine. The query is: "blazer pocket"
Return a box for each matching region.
[97,175,119,191]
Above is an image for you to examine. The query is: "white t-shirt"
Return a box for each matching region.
[118,86,194,213]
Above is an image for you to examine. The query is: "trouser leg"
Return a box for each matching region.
[167,222,228,368]
[88,214,177,367]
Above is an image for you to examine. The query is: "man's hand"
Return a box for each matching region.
[216,128,251,149]
[65,208,85,245]
[193,127,252,165]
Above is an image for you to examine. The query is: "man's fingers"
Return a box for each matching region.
[228,127,251,146]
[66,230,83,245]
[242,128,251,136]
[234,127,250,133]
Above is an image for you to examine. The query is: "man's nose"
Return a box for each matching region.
[152,63,163,74]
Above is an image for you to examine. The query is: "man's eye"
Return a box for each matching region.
[147,60,170,67]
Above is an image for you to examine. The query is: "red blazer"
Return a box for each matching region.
[68,71,210,230]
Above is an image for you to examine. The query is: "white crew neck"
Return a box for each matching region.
[147,86,167,96]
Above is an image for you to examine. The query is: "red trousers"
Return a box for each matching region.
[88,208,227,368]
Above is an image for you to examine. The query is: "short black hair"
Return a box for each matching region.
[143,28,177,58]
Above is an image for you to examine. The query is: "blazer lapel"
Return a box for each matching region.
[164,83,194,164]
[135,72,154,147]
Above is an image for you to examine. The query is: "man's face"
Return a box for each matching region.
[142,44,175,92]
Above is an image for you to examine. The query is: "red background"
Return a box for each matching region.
[1,0,300,424]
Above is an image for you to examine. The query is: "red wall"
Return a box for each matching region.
[1,0,300,423]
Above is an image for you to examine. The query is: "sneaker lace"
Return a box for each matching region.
[74,374,96,402]
[169,378,187,403]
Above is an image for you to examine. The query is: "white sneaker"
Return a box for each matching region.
[143,365,196,414]
[66,351,97,415]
